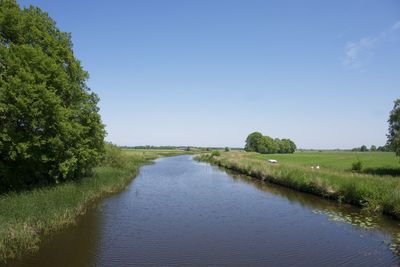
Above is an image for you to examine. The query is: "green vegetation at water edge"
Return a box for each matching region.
[0,148,187,263]
[196,151,400,219]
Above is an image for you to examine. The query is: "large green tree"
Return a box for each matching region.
[245,132,263,152]
[278,138,297,153]
[257,136,278,154]
[245,132,296,154]
[0,0,105,190]
[387,99,400,157]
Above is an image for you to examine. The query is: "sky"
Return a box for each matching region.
[18,0,400,149]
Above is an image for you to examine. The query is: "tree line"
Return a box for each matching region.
[245,132,296,154]
[352,145,390,152]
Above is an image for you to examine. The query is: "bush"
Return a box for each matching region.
[102,143,128,168]
[0,1,105,191]
[211,150,221,157]
[225,147,230,152]
[351,159,363,172]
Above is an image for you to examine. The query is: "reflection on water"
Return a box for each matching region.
[226,169,400,257]
[7,155,400,266]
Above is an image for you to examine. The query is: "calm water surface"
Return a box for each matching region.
[8,155,400,266]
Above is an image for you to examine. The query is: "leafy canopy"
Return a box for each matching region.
[387,99,400,158]
[0,0,105,190]
[245,132,296,154]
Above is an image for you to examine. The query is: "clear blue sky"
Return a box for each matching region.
[18,0,400,149]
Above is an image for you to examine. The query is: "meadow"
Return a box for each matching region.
[0,149,188,262]
[196,151,400,219]
[250,151,400,175]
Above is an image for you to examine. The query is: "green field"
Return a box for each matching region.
[250,151,400,175]
[0,149,188,262]
[197,151,400,219]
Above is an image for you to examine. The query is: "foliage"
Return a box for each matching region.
[370,145,377,152]
[387,99,400,158]
[377,145,389,152]
[277,138,297,153]
[245,132,296,154]
[244,132,263,152]
[351,159,363,172]
[224,147,230,152]
[360,145,368,152]
[211,150,221,157]
[102,143,127,169]
[0,0,105,191]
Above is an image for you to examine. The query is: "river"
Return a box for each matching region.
[8,155,400,266]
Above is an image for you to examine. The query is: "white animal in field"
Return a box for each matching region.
[311,165,320,170]
[268,159,278,164]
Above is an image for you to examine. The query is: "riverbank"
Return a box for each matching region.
[0,149,187,263]
[196,151,400,219]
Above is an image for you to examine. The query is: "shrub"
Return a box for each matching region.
[211,150,221,157]
[102,143,128,168]
[225,147,230,152]
[351,159,363,172]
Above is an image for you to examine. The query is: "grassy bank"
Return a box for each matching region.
[0,149,187,263]
[249,151,400,176]
[196,151,400,219]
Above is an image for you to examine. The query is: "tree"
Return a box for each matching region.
[245,132,263,152]
[377,146,387,152]
[257,136,278,154]
[279,138,297,153]
[245,132,296,154]
[387,99,400,157]
[360,145,368,152]
[370,145,377,152]
[0,1,105,191]
[224,147,230,152]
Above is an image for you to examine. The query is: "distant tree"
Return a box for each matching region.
[370,145,377,152]
[185,146,191,151]
[360,145,368,152]
[0,1,105,191]
[245,132,263,152]
[283,139,297,153]
[245,132,296,154]
[377,146,387,152]
[387,99,400,157]
[276,138,296,153]
[224,147,230,152]
[258,136,278,154]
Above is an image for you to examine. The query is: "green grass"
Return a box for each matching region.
[0,149,187,263]
[196,151,400,219]
[250,151,399,174]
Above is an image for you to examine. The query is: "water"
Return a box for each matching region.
[8,155,400,266]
